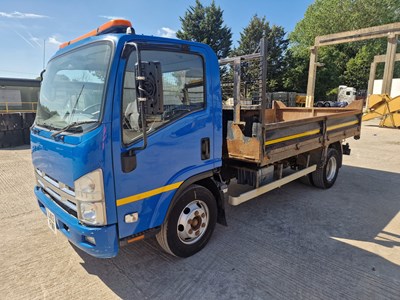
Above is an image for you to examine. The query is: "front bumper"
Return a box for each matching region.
[34,186,118,258]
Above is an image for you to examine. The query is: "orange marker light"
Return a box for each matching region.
[127,235,145,244]
[59,19,132,49]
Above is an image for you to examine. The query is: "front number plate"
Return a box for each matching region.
[46,208,57,235]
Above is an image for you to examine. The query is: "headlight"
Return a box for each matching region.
[74,169,107,226]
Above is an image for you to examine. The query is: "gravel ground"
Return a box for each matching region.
[0,119,399,300]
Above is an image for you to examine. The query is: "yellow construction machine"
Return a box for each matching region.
[363,94,400,128]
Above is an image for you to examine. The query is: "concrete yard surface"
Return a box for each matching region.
[0,119,400,299]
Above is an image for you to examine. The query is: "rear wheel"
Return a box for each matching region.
[312,148,340,189]
[156,184,217,257]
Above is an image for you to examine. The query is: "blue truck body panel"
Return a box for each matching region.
[31,32,222,257]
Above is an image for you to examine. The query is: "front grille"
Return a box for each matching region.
[36,168,77,217]
[41,189,78,218]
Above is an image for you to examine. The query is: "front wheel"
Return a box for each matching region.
[156,184,217,257]
[312,148,340,189]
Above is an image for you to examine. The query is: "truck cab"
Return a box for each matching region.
[32,20,224,258]
[337,85,356,105]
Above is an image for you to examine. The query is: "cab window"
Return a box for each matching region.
[122,50,204,144]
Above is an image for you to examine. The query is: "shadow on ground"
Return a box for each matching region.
[0,144,30,151]
[75,165,400,299]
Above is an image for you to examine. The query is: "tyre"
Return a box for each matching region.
[312,148,340,189]
[324,102,331,107]
[156,184,217,257]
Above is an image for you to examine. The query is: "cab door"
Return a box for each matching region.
[112,42,221,239]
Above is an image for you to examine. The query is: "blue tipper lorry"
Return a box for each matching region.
[31,20,363,258]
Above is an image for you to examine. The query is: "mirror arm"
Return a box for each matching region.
[138,100,148,149]
[128,42,148,152]
[39,69,46,83]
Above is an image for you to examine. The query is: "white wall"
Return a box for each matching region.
[373,79,400,97]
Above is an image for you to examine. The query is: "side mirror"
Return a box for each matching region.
[135,61,163,115]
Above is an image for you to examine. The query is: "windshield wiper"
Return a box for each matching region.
[36,122,58,131]
[51,120,98,138]
[69,84,85,122]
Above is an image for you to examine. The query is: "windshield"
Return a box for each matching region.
[36,42,112,131]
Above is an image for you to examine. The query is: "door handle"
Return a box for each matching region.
[201,138,210,160]
[121,150,137,173]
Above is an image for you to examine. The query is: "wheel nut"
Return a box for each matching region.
[188,219,193,225]
[201,213,205,218]
[195,230,200,236]
[194,211,199,216]
[188,229,193,234]
[201,223,206,228]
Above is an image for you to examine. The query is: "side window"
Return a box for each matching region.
[122,49,204,145]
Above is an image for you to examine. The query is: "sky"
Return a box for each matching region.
[0,0,314,79]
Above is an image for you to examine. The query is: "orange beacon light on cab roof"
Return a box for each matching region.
[59,19,133,49]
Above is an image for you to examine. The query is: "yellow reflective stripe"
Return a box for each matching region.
[327,120,359,131]
[116,181,183,206]
[265,129,320,146]
[265,120,359,147]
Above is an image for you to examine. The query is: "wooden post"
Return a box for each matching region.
[260,37,268,156]
[306,46,318,108]
[260,37,268,112]
[233,58,241,124]
[366,60,377,110]
[367,61,377,97]
[381,34,398,96]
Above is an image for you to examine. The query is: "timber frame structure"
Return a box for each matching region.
[367,53,400,96]
[306,22,400,108]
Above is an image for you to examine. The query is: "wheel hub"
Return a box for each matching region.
[177,200,209,244]
[326,156,337,182]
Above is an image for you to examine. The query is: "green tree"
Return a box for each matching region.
[234,15,289,92]
[342,43,378,90]
[282,50,308,92]
[176,0,232,59]
[285,0,400,99]
[234,15,270,55]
